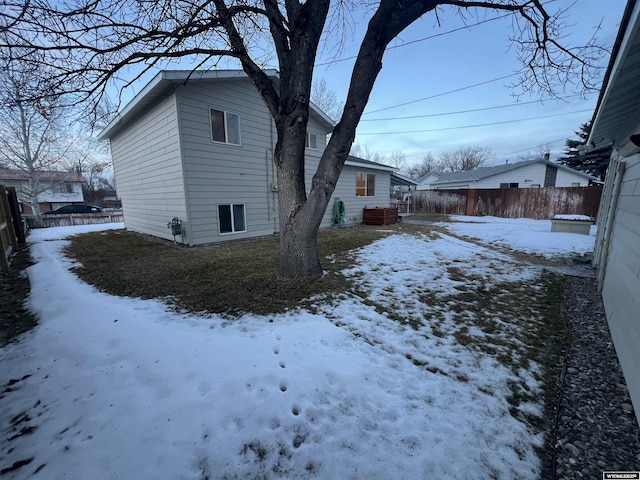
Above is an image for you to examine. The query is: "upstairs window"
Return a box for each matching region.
[356,172,375,196]
[52,182,74,194]
[305,132,318,150]
[210,108,241,145]
[218,204,246,234]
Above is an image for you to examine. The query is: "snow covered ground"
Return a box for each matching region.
[0,219,596,479]
[441,215,597,258]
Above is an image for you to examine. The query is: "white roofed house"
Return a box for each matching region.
[98,70,392,245]
[416,158,597,190]
[0,167,85,214]
[588,0,640,426]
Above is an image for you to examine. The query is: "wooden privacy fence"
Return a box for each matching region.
[412,187,603,220]
[24,211,124,229]
[0,185,25,272]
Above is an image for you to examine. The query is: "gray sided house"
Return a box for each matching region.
[588,0,640,425]
[98,70,392,245]
[416,158,596,190]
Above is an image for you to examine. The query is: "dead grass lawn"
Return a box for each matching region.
[64,225,429,316]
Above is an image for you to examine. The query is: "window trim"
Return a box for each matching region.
[355,171,376,197]
[209,107,241,146]
[305,132,318,150]
[217,203,247,235]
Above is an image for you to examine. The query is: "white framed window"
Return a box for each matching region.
[356,172,375,197]
[218,204,246,234]
[571,182,581,187]
[52,182,74,194]
[305,132,318,150]
[210,108,241,145]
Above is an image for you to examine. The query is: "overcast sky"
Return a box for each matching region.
[309,0,627,167]
[112,1,628,169]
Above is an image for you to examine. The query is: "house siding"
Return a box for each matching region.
[176,79,334,244]
[598,151,640,419]
[429,162,591,189]
[109,94,187,242]
[105,72,392,247]
[177,79,278,244]
[320,165,391,226]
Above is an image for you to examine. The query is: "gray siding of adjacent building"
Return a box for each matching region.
[107,75,390,245]
[176,79,277,244]
[597,150,640,419]
[109,95,187,242]
[320,165,391,227]
[176,79,336,244]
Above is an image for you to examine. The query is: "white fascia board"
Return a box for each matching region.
[345,160,396,172]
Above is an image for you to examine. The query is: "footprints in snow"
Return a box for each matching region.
[272,340,298,417]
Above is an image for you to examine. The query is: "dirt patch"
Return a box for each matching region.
[0,246,38,346]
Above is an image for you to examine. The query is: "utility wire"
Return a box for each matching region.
[357,109,593,135]
[315,14,509,67]
[486,138,567,161]
[362,73,520,115]
[360,93,592,122]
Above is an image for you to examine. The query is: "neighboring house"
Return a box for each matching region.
[416,158,596,190]
[587,0,640,425]
[415,172,442,190]
[0,167,85,213]
[97,70,393,245]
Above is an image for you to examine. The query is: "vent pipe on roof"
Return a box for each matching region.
[544,150,551,161]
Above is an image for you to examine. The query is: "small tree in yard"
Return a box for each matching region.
[1,0,606,279]
[557,121,611,180]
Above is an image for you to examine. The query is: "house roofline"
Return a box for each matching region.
[98,69,335,141]
[344,155,395,172]
[391,171,419,185]
[588,0,639,148]
[429,159,597,185]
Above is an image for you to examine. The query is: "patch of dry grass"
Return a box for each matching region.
[63,225,405,316]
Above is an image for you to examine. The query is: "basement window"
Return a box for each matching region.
[218,204,246,234]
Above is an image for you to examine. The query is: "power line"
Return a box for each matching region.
[360,93,592,122]
[362,73,519,115]
[487,138,568,161]
[357,109,593,135]
[315,14,509,68]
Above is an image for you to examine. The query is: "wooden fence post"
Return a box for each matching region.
[0,185,19,272]
[6,187,25,244]
[466,189,476,216]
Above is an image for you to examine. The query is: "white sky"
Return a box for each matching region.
[0,219,597,479]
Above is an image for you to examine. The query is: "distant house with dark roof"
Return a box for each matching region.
[0,168,85,213]
[416,159,597,190]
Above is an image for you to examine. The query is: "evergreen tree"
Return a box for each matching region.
[557,121,611,181]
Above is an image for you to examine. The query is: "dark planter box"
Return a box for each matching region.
[363,207,398,226]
